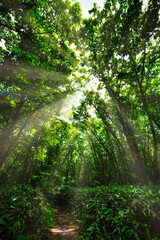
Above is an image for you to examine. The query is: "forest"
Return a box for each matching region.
[0,0,160,239]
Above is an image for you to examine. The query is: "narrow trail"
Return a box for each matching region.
[45,208,80,239]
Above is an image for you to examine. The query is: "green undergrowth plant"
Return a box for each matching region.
[0,184,54,240]
[43,184,75,208]
[72,185,160,240]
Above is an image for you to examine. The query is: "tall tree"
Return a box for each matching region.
[76,0,160,184]
[0,0,82,168]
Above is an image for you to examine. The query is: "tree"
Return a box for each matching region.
[76,0,160,184]
[0,0,82,168]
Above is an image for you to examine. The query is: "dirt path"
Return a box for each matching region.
[45,208,80,239]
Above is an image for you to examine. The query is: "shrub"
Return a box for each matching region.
[72,185,160,240]
[0,184,54,240]
[43,184,74,207]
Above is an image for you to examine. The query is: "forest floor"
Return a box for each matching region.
[44,207,80,240]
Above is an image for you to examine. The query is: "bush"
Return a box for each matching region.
[72,185,160,240]
[0,184,54,240]
[42,184,75,208]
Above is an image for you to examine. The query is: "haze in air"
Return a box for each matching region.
[0,0,160,239]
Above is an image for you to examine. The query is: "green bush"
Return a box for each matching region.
[0,184,54,240]
[72,185,160,240]
[43,184,74,207]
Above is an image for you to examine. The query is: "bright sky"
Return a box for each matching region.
[79,0,105,18]
[79,0,149,18]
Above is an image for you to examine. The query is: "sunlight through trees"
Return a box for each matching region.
[0,0,160,239]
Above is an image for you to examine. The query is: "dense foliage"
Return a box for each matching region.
[0,0,81,169]
[73,185,160,240]
[0,0,160,239]
[73,0,160,185]
[0,185,54,239]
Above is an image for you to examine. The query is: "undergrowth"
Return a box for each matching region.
[72,185,160,240]
[0,184,54,240]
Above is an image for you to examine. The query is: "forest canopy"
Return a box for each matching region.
[0,0,160,193]
[0,0,160,196]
